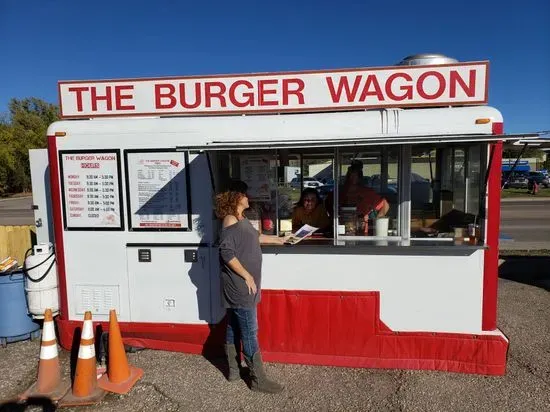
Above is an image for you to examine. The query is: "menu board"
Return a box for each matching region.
[240,155,272,201]
[60,151,123,230]
[126,151,190,230]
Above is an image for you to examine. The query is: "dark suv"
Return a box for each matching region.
[501,171,529,189]
[528,171,549,188]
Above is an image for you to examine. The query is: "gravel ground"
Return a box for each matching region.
[1,277,549,412]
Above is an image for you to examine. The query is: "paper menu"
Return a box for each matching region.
[285,224,319,245]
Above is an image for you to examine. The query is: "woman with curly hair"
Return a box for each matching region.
[215,180,286,393]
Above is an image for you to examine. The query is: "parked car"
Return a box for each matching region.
[528,171,549,188]
[316,183,334,199]
[289,177,301,189]
[502,172,529,189]
[289,176,325,189]
[304,177,325,188]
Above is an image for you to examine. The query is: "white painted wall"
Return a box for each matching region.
[260,250,485,333]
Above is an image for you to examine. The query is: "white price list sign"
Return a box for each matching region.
[60,151,123,230]
[126,151,190,230]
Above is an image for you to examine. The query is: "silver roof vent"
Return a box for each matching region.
[397,53,458,66]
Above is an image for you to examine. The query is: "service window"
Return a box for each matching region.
[335,148,400,238]
[211,150,279,233]
[277,150,335,234]
[210,142,485,247]
[410,144,485,244]
[212,149,336,237]
[212,147,402,243]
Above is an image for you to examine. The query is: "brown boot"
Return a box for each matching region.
[244,352,284,393]
[225,344,241,382]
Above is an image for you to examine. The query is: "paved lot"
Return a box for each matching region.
[500,198,550,250]
[0,197,34,226]
[1,275,549,412]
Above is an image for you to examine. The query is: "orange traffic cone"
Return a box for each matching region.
[98,309,143,394]
[58,311,106,407]
[20,308,70,401]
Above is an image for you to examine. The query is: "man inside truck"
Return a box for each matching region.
[326,160,390,233]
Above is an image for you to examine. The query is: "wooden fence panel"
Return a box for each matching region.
[0,225,36,265]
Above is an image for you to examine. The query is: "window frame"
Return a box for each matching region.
[205,140,489,247]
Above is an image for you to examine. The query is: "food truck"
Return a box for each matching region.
[29,54,534,376]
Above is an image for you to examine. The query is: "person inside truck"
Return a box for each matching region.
[291,188,331,233]
[326,160,390,233]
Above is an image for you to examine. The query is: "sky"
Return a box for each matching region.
[1,0,549,133]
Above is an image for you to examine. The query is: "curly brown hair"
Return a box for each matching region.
[214,191,244,220]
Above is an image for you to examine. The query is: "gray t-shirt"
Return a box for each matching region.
[219,218,262,308]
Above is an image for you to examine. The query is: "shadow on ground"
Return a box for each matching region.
[0,397,56,412]
[499,256,550,291]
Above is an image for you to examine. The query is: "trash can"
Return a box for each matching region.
[0,272,41,348]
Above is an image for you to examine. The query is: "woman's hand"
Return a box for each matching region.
[244,275,257,295]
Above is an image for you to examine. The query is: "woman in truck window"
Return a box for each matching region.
[291,188,331,233]
[215,180,286,393]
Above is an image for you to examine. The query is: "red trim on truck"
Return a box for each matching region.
[56,290,508,376]
[482,141,503,330]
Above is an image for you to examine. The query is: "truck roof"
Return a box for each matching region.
[48,106,507,149]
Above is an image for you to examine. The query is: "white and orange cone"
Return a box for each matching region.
[59,311,106,407]
[20,308,70,401]
[98,309,143,394]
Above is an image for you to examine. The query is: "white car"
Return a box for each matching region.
[290,177,324,189]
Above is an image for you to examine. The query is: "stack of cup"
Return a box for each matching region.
[375,217,389,246]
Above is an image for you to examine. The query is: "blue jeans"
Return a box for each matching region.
[226,307,259,359]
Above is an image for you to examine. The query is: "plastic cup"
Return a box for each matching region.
[375,217,389,237]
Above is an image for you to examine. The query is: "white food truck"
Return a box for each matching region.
[29,53,535,376]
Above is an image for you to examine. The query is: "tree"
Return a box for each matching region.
[0,98,59,196]
[0,123,16,196]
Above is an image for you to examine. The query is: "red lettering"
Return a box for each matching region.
[417,71,446,100]
[91,86,113,111]
[282,78,305,105]
[68,87,89,112]
[155,84,177,109]
[229,80,254,107]
[115,85,135,110]
[204,82,227,108]
[179,83,202,109]
[359,75,384,102]
[385,73,413,101]
[325,76,362,103]
[450,69,476,98]
[81,163,100,168]
[258,79,278,106]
